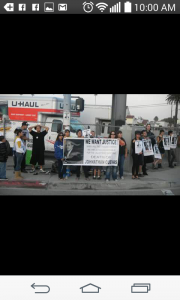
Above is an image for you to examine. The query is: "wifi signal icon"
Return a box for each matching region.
[96,2,108,12]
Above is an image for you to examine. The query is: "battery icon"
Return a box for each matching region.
[124,1,132,12]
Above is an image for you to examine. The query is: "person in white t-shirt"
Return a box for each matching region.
[14,129,25,180]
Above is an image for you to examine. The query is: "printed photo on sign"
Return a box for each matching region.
[135,140,143,154]
[170,135,177,149]
[142,139,154,156]
[154,144,162,159]
[82,129,91,138]
[63,138,84,165]
[163,135,170,150]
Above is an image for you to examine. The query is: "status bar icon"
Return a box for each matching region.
[32,3,40,11]
[4,3,14,11]
[110,2,121,13]
[124,1,132,12]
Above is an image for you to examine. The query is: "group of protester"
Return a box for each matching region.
[131,125,176,179]
[0,122,177,181]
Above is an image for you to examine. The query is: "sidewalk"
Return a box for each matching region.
[1,157,180,191]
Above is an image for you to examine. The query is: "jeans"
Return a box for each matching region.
[13,150,17,170]
[0,162,6,179]
[168,149,175,166]
[58,160,66,179]
[105,166,117,180]
[21,151,26,171]
[118,154,125,178]
[15,152,24,171]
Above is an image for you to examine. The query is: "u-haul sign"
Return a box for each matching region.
[7,98,80,121]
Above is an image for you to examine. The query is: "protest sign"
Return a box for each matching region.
[163,135,170,150]
[63,138,84,165]
[170,134,177,149]
[154,144,162,159]
[84,138,119,166]
[135,140,143,154]
[63,138,119,166]
[142,138,154,156]
[82,129,91,138]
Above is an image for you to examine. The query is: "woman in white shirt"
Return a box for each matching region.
[14,129,25,180]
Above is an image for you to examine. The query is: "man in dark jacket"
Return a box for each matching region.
[0,136,8,180]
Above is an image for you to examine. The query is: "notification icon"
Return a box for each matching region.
[124,1,132,12]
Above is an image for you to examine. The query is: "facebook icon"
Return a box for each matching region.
[18,3,26,10]
[32,3,39,10]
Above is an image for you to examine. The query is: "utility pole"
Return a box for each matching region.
[111,94,127,133]
[94,94,97,106]
[171,103,173,127]
[63,94,71,131]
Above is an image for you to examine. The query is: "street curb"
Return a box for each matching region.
[0,180,47,188]
[47,180,180,190]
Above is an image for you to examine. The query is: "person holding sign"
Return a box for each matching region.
[141,130,156,175]
[167,130,176,168]
[117,131,127,180]
[131,131,143,179]
[156,129,165,168]
[54,132,66,180]
[75,129,89,180]
[105,131,118,182]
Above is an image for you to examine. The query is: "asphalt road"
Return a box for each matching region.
[1,187,179,195]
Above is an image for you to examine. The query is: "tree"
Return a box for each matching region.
[154,116,158,122]
[166,94,180,127]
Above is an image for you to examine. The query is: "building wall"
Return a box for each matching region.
[78,105,130,126]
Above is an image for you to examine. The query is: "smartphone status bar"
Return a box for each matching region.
[1,0,179,13]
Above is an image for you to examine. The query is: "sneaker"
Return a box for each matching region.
[93,176,96,179]
[39,169,46,173]
[30,168,35,173]
[138,174,144,177]
[97,176,101,180]
[106,179,109,182]
[120,176,124,180]
[114,179,118,182]
[65,176,68,180]
[21,169,28,173]
[143,172,148,175]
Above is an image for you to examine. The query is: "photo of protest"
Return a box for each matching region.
[64,139,84,165]
[0,94,180,196]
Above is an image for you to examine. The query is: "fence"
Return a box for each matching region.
[1,118,180,172]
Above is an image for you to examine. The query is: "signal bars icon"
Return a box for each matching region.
[110,1,121,12]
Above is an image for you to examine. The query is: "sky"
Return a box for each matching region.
[71,94,177,121]
[1,94,178,121]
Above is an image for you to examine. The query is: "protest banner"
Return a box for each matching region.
[154,144,162,159]
[63,138,119,166]
[135,140,143,154]
[170,134,177,149]
[163,135,170,150]
[142,138,154,156]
